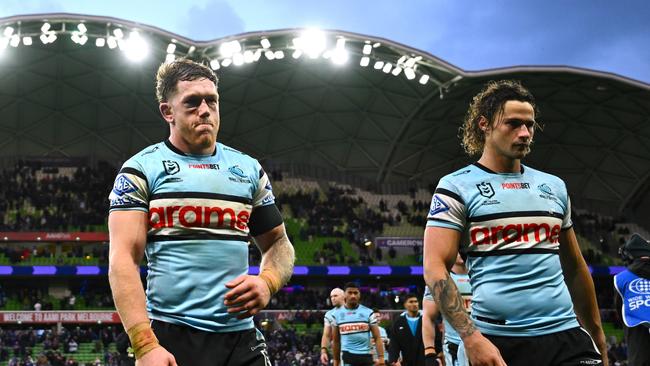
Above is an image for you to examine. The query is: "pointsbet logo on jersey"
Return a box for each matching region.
[148,205,250,231]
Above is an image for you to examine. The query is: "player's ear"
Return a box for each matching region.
[159,102,174,123]
[478,116,490,132]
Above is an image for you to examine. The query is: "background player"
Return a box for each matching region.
[372,309,390,366]
[108,58,295,366]
[322,288,346,365]
[423,80,607,366]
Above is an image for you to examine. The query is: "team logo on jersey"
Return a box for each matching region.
[629,278,650,295]
[229,165,246,178]
[112,175,137,196]
[163,160,180,175]
[429,195,449,216]
[476,182,495,198]
[538,183,553,195]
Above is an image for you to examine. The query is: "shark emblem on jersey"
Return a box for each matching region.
[163,160,180,175]
[429,195,450,216]
[229,165,247,179]
[476,182,495,198]
[538,183,553,195]
[112,175,137,196]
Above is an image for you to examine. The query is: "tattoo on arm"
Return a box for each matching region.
[260,235,295,285]
[429,273,476,338]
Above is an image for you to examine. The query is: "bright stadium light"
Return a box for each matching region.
[113,28,124,39]
[260,38,271,49]
[219,40,241,58]
[210,59,220,70]
[3,27,14,37]
[95,38,105,47]
[232,52,244,66]
[373,42,381,48]
[22,37,32,46]
[165,53,175,63]
[0,37,8,51]
[360,56,370,67]
[292,50,302,59]
[404,67,416,80]
[243,50,254,63]
[362,44,372,55]
[253,49,262,61]
[40,23,51,33]
[107,36,117,49]
[397,55,407,65]
[221,58,232,67]
[123,31,149,62]
[391,66,402,76]
[382,62,392,73]
[373,61,384,70]
[166,43,176,54]
[331,48,348,65]
[274,50,284,59]
[264,50,275,60]
[9,35,19,48]
[419,75,430,85]
[78,34,88,45]
[77,23,87,34]
[294,29,326,58]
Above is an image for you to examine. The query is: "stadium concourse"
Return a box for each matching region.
[1,13,650,366]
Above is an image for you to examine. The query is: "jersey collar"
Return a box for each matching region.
[473,162,525,174]
[164,139,217,157]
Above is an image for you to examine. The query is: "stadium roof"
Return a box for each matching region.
[1,14,650,216]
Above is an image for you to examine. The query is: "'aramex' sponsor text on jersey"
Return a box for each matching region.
[331,304,376,355]
[108,140,275,333]
[427,162,579,337]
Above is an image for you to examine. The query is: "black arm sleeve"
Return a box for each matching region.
[249,203,283,236]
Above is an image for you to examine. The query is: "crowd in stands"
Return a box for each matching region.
[0,325,129,366]
[0,161,115,232]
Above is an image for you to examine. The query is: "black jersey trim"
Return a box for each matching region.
[473,162,524,174]
[249,204,283,236]
[150,191,252,205]
[164,139,217,157]
[469,210,564,222]
[467,248,559,257]
[119,167,147,181]
[434,188,464,204]
[147,233,249,243]
[110,203,149,210]
[561,225,573,231]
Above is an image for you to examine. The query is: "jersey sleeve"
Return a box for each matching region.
[108,161,149,212]
[562,195,573,230]
[426,178,466,231]
[369,310,378,325]
[422,286,433,302]
[252,165,275,208]
[324,312,334,327]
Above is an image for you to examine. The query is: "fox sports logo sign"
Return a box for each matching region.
[629,278,650,295]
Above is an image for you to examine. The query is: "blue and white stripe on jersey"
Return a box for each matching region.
[424,272,471,345]
[426,162,579,337]
[331,304,377,354]
[108,140,276,333]
[324,306,340,327]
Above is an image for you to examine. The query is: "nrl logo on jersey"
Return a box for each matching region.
[476,182,495,198]
[163,160,180,175]
[112,175,137,196]
[429,195,449,216]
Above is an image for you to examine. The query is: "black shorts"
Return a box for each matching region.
[152,320,271,366]
[485,327,602,366]
[341,351,374,366]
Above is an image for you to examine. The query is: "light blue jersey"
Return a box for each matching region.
[424,272,471,344]
[427,162,579,337]
[324,307,340,327]
[108,140,276,332]
[332,304,377,355]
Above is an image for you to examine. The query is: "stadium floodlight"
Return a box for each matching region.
[0,37,8,51]
[419,75,430,85]
[397,55,407,65]
[391,66,402,76]
[107,36,117,49]
[113,28,124,39]
[292,50,302,59]
[382,62,392,73]
[77,23,87,34]
[322,50,331,59]
[209,59,220,70]
[294,28,327,58]
[123,31,149,62]
[3,27,14,37]
[39,34,48,44]
[232,52,244,66]
[243,50,254,63]
[260,38,271,49]
[40,23,51,33]
[22,37,32,46]
[253,49,262,61]
[165,53,175,63]
[274,50,284,59]
[71,32,87,45]
[404,67,416,80]
[166,43,176,54]
[373,60,384,70]
[362,44,372,55]
[95,38,105,47]
[219,40,241,58]
[78,34,88,45]
[331,48,348,65]
[360,56,370,67]
[373,42,381,48]
[264,50,275,60]
[9,35,20,48]
[221,58,232,67]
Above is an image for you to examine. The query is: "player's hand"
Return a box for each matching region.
[320,351,329,365]
[463,332,507,366]
[392,361,401,366]
[224,274,272,319]
[135,346,177,366]
[375,359,385,366]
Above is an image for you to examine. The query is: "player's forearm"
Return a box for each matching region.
[421,317,436,353]
[566,261,607,349]
[260,235,295,289]
[426,271,476,339]
[332,338,340,362]
[108,255,149,330]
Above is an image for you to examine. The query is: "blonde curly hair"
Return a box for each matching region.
[460,80,541,156]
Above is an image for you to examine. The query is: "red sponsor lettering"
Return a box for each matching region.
[339,323,370,333]
[501,182,530,189]
[470,223,560,245]
[148,205,250,231]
